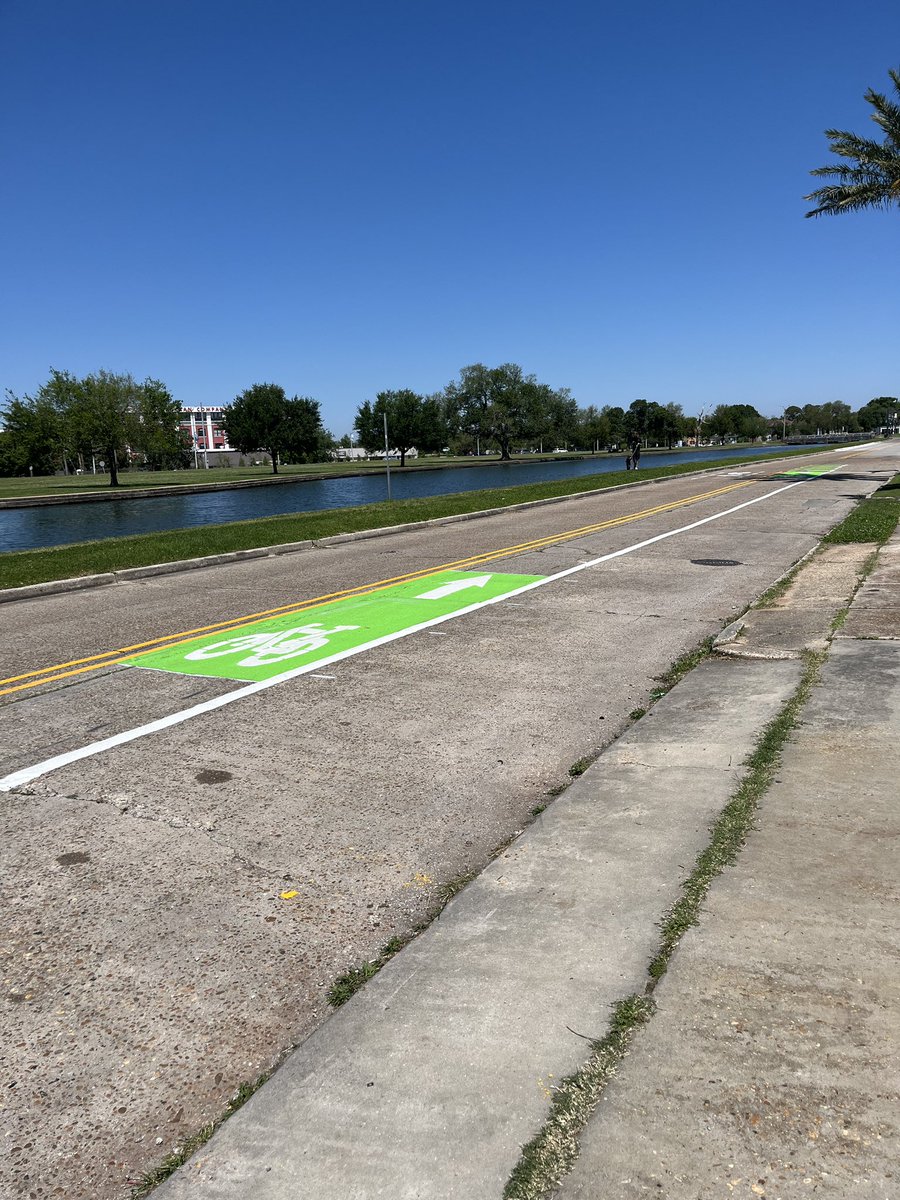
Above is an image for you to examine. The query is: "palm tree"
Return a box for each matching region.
[805,67,900,217]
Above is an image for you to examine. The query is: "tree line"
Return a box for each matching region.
[3,365,896,484]
[0,374,333,483]
[0,370,186,485]
[350,367,896,463]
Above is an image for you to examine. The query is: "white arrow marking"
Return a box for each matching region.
[416,574,493,600]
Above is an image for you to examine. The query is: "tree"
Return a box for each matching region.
[1,369,188,483]
[660,402,687,448]
[623,399,650,446]
[69,370,143,486]
[133,378,189,469]
[354,389,444,467]
[224,384,325,474]
[805,67,900,218]
[445,364,560,460]
[603,406,626,448]
[574,405,611,452]
[857,396,899,432]
[0,390,64,475]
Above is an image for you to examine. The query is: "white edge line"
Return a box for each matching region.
[0,478,810,791]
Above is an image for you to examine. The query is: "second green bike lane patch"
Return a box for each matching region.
[124,569,545,683]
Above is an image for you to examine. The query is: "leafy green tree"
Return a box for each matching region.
[224,384,325,473]
[705,403,767,442]
[623,399,650,446]
[71,370,147,486]
[0,391,62,475]
[444,363,546,460]
[659,402,687,448]
[1,369,85,475]
[857,396,899,432]
[133,378,189,469]
[540,387,579,450]
[575,405,611,452]
[354,389,445,467]
[603,405,626,448]
[805,67,900,217]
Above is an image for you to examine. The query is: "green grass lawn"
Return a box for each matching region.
[0,447,825,590]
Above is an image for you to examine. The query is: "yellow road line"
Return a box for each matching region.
[0,479,752,698]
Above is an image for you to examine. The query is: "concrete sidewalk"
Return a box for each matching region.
[154,532,899,1199]
[558,635,899,1200]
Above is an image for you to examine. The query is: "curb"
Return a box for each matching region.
[0,463,764,606]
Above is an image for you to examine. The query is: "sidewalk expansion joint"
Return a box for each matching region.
[502,649,825,1200]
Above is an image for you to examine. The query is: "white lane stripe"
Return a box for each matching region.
[0,478,811,791]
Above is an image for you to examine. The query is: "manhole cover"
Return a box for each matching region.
[690,558,743,567]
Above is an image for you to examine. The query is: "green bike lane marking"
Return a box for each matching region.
[123,570,546,683]
[777,464,846,477]
[3,475,822,792]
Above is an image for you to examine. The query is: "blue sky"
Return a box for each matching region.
[2,0,898,436]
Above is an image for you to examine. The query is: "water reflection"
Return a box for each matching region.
[1,446,791,553]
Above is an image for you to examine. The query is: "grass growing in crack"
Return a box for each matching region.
[129,1074,269,1197]
[753,551,815,609]
[503,651,826,1200]
[503,994,655,1200]
[567,755,595,778]
[326,868,485,1009]
[327,936,407,1007]
[650,636,715,698]
[628,707,646,720]
[647,650,824,980]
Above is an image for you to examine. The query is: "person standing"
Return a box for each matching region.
[631,439,641,469]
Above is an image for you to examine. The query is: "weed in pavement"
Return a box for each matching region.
[567,755,595,778]
[503,650,826,1200]
[130,1074,269,1198]
[650,636,714,696]
[327,936,407,1007]
[503,995,655,1200]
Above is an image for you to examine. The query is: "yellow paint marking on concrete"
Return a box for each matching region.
[0,479,752,698]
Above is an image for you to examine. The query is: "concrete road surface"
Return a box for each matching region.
[0,443,895,1198]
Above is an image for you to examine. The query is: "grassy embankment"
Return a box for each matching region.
[0,457,533,500]
[0,446,827,590]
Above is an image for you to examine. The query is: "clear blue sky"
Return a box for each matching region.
[2,0,898,436]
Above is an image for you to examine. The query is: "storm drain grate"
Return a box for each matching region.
[690,558,743,567]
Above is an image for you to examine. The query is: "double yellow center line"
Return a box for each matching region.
[0,479,752,699]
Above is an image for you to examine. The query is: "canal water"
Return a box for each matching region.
[1,446,793,553]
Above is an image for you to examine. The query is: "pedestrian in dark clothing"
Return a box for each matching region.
[631,441,641,469]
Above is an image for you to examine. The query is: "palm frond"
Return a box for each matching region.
[804,180,899,217]
[805,66,900,217]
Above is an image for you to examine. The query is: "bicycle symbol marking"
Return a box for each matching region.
[184,623,361,668]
